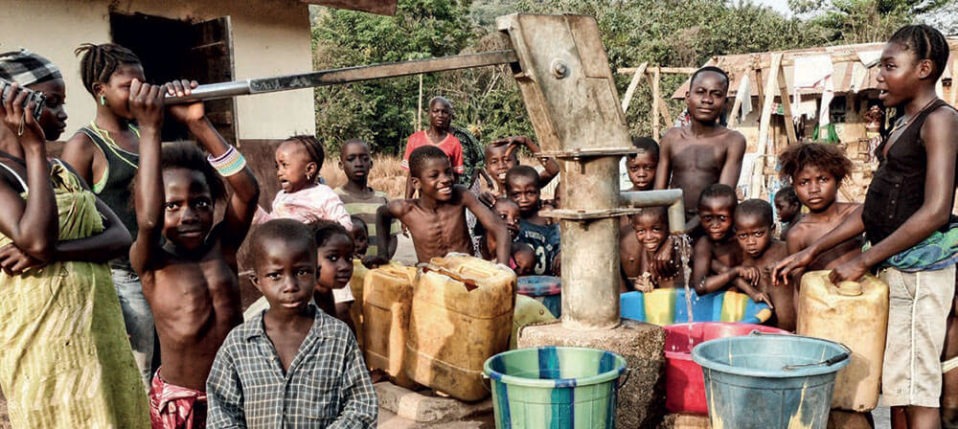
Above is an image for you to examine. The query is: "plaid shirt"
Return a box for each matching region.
[206,307,377,428]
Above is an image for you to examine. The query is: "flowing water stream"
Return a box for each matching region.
[672,233,694,350]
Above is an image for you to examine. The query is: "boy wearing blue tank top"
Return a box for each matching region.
[506,165,560,276]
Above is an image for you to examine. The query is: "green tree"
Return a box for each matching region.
[789,0,951,43]
[311,0,477,154]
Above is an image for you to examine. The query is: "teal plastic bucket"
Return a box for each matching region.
[692,333,850,429]
[483,346,627,428]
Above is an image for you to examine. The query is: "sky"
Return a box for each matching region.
[751,0,792,17]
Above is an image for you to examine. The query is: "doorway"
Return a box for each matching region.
[110,12,238,143]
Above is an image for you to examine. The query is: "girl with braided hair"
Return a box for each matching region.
[61,43,157,388]
[774,25,958,428]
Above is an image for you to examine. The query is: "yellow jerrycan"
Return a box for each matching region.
[349,259,368,349]
[405,253,516,401]
[798,270,889,411]
[362,263,418,388]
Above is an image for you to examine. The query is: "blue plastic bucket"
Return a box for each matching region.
[483,346,627,428]
[692,333,850,429]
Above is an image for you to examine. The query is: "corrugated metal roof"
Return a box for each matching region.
[672,39,957,99]
[301,0,397,16]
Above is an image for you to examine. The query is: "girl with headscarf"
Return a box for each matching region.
[0,49,149,428]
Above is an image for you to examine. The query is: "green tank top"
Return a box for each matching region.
[77,123,140,259]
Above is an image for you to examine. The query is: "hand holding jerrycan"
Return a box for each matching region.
[798,270,889,411]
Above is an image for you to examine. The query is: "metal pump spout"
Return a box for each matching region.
[619,189,686,235]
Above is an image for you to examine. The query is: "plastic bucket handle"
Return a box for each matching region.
[783,352,851,371]
[616,367,632,389]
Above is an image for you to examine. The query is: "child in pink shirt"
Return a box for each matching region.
[255,135,352,230]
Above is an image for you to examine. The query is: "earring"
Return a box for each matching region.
[99,95,106,106]
[306,172,313,182]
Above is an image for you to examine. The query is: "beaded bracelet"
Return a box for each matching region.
[207,145,247,177]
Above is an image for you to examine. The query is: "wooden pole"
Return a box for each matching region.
[618,66,696,75]
[620,62,648,113]
[776,63,798,144]
[658,96,673,127]
[750,53,784,199]
[652,65,661,140]
[417,73,423,130]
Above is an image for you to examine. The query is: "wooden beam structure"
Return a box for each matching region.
[749,53,784,198]
[617,64,693,138]
[618,66,696,75]
[620,62,648,113]
[652,66,661,140]
[776,61,797,145]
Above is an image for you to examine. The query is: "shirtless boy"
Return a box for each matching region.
[620,207,679,293]
[734,199,791,330]
[620,137,661,287]
[690,184,768,306]
[129,80,259,427]
[625,136,659,192]
[655,66,746,232]
[777,143,862,282]
[774,186,802,239]
[474,136,559,203]
[379,145,509,264]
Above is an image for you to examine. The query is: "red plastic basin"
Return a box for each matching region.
[664,322,790,414]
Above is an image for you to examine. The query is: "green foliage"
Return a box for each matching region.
[312,0,477,155]
[791,0,950,44]
[311,0,938,153]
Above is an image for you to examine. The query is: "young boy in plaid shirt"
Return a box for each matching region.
[206,219,377,428]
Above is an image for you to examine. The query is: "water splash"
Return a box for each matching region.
[673,233,694,351]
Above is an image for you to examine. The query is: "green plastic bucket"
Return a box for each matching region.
[691,333,851,429]
[483,346,627,429]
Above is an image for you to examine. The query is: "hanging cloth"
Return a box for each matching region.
[792,55,835,125]
[736,74,753,123]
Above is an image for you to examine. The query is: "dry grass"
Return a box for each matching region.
[319,154,407,199]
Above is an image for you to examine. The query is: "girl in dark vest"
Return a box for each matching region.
[61,43,155,387]
[774,25,958,428]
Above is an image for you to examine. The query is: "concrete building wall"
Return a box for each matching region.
[0,0,315,140]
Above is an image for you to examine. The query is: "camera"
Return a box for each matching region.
[0,79,47,122]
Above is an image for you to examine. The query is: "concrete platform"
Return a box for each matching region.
[517,319,666,428]
[375,382,492,424]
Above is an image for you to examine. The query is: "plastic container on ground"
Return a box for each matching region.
[664,322,790,414]
[484,346,627,429]
[620,289,773,325]
[517,275,562,317]
[362,263,418,388]
[692,333,851,429]
[349,259,368,349]
[511,295,557,349]
[798,270,889,411]
[405,253,516,401]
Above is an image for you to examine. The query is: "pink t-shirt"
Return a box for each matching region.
[254,184,353,230]
[401,131,465,174]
